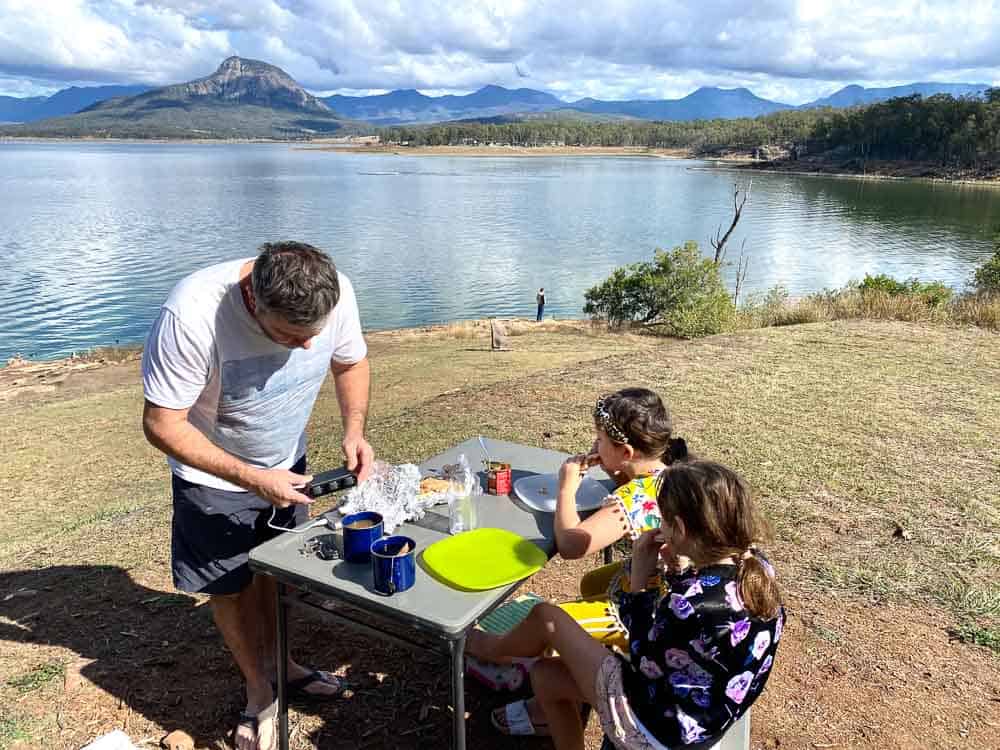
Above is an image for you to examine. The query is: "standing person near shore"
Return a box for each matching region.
[536,287,546,321]
[141,241,374,750]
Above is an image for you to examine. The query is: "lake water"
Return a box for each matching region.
[1,142,997,361]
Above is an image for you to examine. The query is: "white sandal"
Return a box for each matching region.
[491,699,550,736]
[255,701,278,750]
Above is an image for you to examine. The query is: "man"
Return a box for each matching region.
[141,242,374,750]
[536,287,545,322]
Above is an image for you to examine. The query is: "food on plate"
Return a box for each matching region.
[419,477,453,496]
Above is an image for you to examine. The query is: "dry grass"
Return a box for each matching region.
[738,289,1000,331]
[952,293,1000,329]
[361,321,1000,629]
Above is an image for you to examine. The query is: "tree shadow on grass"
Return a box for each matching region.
[0,565,371,749]
[0,565,534,750]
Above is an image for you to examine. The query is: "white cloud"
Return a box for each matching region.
[0,0,997,101]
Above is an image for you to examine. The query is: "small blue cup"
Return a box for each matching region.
[341,512,383,564]
[371,536,417,596]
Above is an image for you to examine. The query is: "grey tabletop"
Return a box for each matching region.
[248,437,611,637]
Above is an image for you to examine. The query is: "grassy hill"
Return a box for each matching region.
[0,319,997,748]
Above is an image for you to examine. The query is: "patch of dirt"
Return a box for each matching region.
[0,352,143,407]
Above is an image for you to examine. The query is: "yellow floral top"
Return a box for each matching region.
[606,469,664,601]
[610,470,664,540]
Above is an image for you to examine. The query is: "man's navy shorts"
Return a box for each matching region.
[170,457,308,595]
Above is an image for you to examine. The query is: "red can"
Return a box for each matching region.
[487,462,512,495]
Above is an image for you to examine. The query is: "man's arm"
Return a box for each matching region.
[142,400,314,508]
[331,356,374,482]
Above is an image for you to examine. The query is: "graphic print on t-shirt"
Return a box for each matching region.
[215,348,330,466]
[220,352,293,402]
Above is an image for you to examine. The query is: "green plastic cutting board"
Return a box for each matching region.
[421,528,548,591]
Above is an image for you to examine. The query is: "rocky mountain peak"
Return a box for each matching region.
[161,56,330,112]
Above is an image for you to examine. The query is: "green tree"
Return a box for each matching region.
[583,242,734,338]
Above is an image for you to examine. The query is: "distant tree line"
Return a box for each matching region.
[379,109,823,152]
[379,90,1000,168]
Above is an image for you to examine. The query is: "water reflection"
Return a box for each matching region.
[0,144,996,360]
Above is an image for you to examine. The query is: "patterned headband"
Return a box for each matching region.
[594,396,629,444]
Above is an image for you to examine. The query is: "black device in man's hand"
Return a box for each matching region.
[304,467,358,498]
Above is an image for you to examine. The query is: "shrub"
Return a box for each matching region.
[858,274,953,307]
[584,241,734,338]
[859,274,909,296]
[972,232,1000,294]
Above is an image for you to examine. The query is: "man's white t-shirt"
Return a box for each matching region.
[141,258,367,491]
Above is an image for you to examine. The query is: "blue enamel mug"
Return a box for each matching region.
[371,536,417,595]
[341,512,383,564]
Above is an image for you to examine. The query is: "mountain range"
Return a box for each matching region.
[0,85,150,123]
[323,81,990,125]
[0,56,991,138]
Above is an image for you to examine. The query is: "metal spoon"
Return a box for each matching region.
[478,435,491,468]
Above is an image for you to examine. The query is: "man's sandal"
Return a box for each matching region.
[231,712,257,749]
[273,670,347,703]
[491,699,550,736]
[231,702,277,750]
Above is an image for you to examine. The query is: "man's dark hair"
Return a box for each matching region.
[251,242,340,326]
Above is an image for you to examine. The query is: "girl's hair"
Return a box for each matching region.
[657,460,782,620]
[593,387,689,464]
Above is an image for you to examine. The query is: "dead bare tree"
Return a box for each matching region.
[710,179,752,265]
[732,238,750,306]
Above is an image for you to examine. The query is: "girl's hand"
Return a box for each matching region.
[630,528,666,591]
[558,452,599,490]
[589,440,603,467]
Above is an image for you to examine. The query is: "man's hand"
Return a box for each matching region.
[343,433,374,483]
[630,528,667,592]
[249,468,315,509]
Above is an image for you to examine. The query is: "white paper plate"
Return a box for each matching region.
[513,474,610,513]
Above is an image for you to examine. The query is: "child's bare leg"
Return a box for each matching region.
[531,658,586,750]
[468,602,607,704]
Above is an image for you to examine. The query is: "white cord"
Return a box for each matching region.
[266,506,334,534]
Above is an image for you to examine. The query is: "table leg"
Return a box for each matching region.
[449,635,466,750]
[277,582,289,750]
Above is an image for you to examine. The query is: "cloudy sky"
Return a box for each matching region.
[1,0,998,103]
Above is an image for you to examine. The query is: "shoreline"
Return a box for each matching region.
[0,318,596,404]
[0,316,585,370]
[696,162,1000,188]
[707,155,1000,187]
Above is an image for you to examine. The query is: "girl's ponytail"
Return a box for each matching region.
[664,437,689,465]
[736,550,782,620]
[657,462,783,621]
